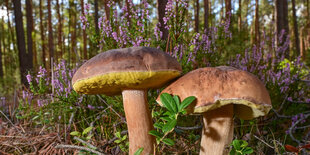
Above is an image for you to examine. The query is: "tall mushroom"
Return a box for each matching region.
[157,66,272,155]
[72,47,182,154]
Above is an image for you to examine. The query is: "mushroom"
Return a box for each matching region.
[156,66,272,155]
[72,47,182,154]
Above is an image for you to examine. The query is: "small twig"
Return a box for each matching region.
[73,137,98,150]
[288,114,310,145]
[253,135,274,149]
[55,144,105,155]
[96,95,126,123]
[102,130,128,149]
[0,109,24,134]
[175,125,202,130]
[67,112,75,131]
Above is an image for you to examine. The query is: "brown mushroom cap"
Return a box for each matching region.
[72,47,182,95]
[157,66,272,120]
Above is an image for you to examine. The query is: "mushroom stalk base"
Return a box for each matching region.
[199,104,234,155]
[122,90,155,155]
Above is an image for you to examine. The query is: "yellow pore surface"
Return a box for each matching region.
[73,70,181,95]
[194,99,271,120]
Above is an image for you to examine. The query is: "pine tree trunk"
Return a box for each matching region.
[238,0,242,32]
[70,0,77,64]
[225,0,231,16]
[47,0,54,69]
[195,0,200,33]
[275,0,290,58]
[157,0,168,40]
[81,0,88,60]
[56,0,63,62]
[254,0,260,47]
[292,0,300,56]
[103,0,110,21]
[13,0,31,86]
[204,0,209,31]
[6,0,18,64]
[26,0,34,70]
[94,0,99,34]
[0,33,3,79]
[39,0,46,67]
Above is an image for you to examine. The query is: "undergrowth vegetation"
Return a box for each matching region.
[0,0,309,154]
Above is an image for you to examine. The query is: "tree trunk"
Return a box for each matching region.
[47,0,54,69]
[275,0,290,58]
[26,0,34,70]
[81,0,88,60]
[307,0,310,21]
[292,0,300,56]
[157,0,169,40]
[13,0,32,86]
[56,0,63,61]
[254,0,260,47]
[94,0,99,34]
[0,33,3,79]
[204,0,209,31]
[238,0,242,32]
[103,0,110,21]
[69,0,77,64]
[225,0,231,16]
[0,18,5,77]
[39,0,46,67]
[195,0,200,33]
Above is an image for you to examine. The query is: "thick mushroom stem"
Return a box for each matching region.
[122,90,155,155]
[200,104,234,155]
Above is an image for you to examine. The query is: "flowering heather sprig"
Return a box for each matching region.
[26,74,32,83]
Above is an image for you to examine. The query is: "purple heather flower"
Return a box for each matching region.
[26,74,32,83]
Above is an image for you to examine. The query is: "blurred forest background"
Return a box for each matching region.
[0,0,309,154]
[0,0,309,91]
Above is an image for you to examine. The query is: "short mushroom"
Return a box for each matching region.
[156,66,272,155]
[72,47,182,154]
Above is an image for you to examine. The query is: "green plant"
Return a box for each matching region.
[230,139,254,155]
[114,131,129,152]
[149,93,195,148]
[70,126,94,141]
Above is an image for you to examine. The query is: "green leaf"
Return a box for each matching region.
[232,140,241,150]
[86,135,93,140]
[70,131,81,136]
[114,139,121,143]
[160,93,177,113]
[82,126,93,135]
[180,96,196,110]
[122,135,127,141]
[162,138,175,146]
[162,119,177,133]
[160,116,172,122]
[240,140,248,148]
[242,147,253,154]
[134,148,144,155]
[154,122,164,129]
[149,130,163,138]
[115,131,121,138]
[230,149,236,155]
[32,115,39,120]
[173,95,181,111]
